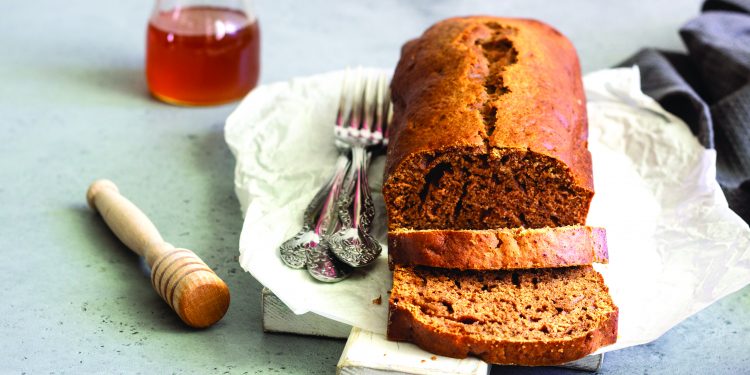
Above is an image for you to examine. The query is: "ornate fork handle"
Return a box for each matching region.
[305,154,353,282]
[302,164,339,229]
[349,146,375,231]
[278,155,349,270]
[335,146,375,226]
[328,145,382,268]
[336,152,357,229]
[314,154,349,236]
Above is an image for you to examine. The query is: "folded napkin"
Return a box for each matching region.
[620,0,750,221]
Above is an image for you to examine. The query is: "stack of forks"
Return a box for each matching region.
[278,69,392,282]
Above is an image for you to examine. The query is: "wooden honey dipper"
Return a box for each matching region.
[86,179,230,328]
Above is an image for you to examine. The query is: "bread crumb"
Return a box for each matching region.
[431,356,437,361]
[421,359,426,363]
[372,296,382,305]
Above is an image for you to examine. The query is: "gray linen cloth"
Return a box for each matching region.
[620,0,750,221]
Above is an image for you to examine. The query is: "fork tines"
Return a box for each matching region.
[335,68,391,148]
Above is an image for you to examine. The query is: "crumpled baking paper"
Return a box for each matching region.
[225,67,750,353]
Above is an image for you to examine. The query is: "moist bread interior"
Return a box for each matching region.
[391,265,615,341]
[386,149,592,230]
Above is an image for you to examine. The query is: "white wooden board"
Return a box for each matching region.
[337,327,489,375]
[262,287,603,373]
[262,287,351,338]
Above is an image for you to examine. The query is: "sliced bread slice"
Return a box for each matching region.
[388,226,608,270]
[387,265,618,366]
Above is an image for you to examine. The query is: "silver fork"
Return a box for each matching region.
[277,154,349,270]
[278,139,354,283]
[328,70,391,268]
[303,154,353,282]
[278,69,390,281]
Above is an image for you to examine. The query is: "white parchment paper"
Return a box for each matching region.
[225,67,750,352]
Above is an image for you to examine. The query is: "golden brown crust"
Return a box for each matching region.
[387,266,619,366]
[388,226,608,270]
[385,16,590,186]
[383,16,593,231]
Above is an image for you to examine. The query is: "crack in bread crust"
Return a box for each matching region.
[477,24,518,140]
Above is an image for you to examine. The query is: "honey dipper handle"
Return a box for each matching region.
[86,179,230,328]
[86,179,172,264]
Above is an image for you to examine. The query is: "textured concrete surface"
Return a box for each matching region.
[1,0,748,373]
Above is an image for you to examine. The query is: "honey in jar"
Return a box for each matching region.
[146,4,260,106]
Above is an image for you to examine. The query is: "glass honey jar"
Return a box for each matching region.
[146,0,260,106]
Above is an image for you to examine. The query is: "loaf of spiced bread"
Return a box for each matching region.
[383,16,593,231]
[384,16,618,366]
[389,226,608,270]
[387,265,618,366]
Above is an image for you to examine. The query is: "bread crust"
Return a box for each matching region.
[384,16,591,188]
[388,226,608,270]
